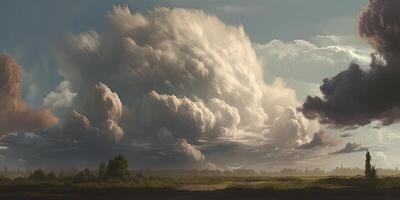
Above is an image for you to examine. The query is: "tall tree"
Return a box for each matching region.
[365,150,372,179]
[106,155,129,178]
[365,150,377,180]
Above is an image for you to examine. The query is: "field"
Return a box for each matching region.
[1,176,400,199]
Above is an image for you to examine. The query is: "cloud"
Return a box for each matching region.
[359,0,400,62]
[330,142,368,155]
[267,107,316,149]
[58,6,270,130]
[255,36,370,84]
[63,110,93,141]
[63,82,124,143]
[0,6,320,169]
[207,98,240,136]
[55,6,322,168]
[80,82,123,127]
[174,138,205,162]
[261,78,300,121]
[141,91,215,143]
[42,81,77,111]
[297,131,341,149]
[0,54,58,137]
[301,0,400,128]
[255,35,371,100]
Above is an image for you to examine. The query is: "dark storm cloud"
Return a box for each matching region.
[297,131,340,149]
[359,0,400,63]
[330,142,368,155]
[302,61,400,127]
[301,0,400,128]
[0,54,58,137]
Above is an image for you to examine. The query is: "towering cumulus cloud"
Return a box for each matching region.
[58,6,267,129]
[46,6,320,168]
[0,54,58,137]
[302,0,400,128]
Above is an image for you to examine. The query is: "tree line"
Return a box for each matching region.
[3,155,131,182]
[0,152,380,182]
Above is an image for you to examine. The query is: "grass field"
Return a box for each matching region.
[1,176,400,199]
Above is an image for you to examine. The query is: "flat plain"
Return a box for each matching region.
[1,176,400,200]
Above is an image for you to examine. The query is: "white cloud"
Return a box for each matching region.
[142,91,215,142]
[208,98,240,136]
[42,81,77,110]
[267,107,315,149]
[261,78,300,121]
[255,36,371,84]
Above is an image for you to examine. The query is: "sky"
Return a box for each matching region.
[1,0,400,171]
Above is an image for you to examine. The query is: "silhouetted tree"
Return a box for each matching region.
[365,150,372,178]
[365,150,377,180]
[106,155,129,179]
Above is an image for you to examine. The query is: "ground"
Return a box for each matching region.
[1,176,400,199]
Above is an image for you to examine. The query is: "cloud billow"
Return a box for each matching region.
[0,54,58,137]
[63,82,124,144]
[52,6,321,168]
[302,0,400,128]
[0,6,324,169]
